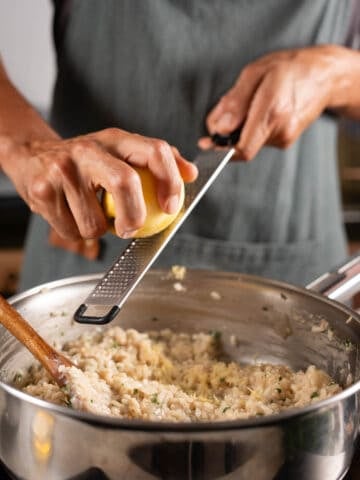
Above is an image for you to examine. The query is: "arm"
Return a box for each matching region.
[0,59,59,144]
[0,59,197,239]
[199,45,360,160]
[330,46,360,119]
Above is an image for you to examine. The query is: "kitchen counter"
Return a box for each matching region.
[0,193,30,297]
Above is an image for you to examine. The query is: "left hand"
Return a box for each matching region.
[199,45,346,160]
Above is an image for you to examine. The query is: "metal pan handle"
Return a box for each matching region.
[306,253,360,303]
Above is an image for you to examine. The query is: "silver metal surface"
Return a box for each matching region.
[1,269,360,479]
[74,149,235,323]
[307,254,360,302]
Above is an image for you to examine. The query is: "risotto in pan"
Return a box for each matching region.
[21,326,341,421]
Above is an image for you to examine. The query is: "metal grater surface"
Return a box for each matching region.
[74,148,235,324]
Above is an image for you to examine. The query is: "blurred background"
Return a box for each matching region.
[0,0,55,296]
[0,0,359,297]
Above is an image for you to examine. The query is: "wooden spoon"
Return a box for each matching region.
[0,295,73,387]
[0,295,112,414]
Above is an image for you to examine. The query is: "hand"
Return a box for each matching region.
[0,128,198,240]
[199,45,350,160]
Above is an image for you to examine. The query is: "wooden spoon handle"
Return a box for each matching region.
[0,295,73,386]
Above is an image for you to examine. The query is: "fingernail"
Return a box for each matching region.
[120,230,137,239]
[85,239,98,246]
[198,138,212,150]
[166,194,180,214]
[215,112,234,132]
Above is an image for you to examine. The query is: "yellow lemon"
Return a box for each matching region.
[103,166,185,238]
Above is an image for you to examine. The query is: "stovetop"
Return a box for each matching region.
[0,443,359,480]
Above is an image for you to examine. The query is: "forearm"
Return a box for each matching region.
[0,59,59,165]
[327,46,360,120]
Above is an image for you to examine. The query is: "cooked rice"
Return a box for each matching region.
[21,326,341,421]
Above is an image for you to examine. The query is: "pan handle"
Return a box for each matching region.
[306,253,360,303]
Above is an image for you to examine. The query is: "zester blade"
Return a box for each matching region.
[74,147,236,324]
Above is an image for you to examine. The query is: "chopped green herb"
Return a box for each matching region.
[151,393,159,404]
[13,373,22,383]
[222,406,230,413]
[112,341,119,348]
[209,330,222,341]
[90,399,94,403]
[133,388,139,395]
[220,377,226,383]
[311,391,319,399]
[276,388,282,394]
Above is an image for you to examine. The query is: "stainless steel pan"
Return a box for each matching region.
[0,261,360,480]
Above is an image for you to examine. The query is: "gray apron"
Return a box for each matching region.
[20,0,350,290]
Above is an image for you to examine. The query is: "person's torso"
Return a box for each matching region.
[31,0,351,287]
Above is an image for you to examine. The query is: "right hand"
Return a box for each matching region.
[0,128,198,239]
[198,45,358,160]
